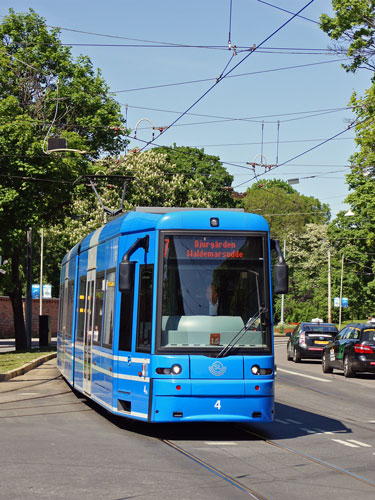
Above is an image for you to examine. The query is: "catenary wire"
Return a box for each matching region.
[137,1,316,152]
[113,58,348,93]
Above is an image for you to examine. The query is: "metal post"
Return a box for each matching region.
[40,228,44,316]
[328,249,332,323]
[339,253,344,330]
[25,228,32,350]
[280,240,286,324]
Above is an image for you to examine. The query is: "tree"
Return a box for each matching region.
[0,9,127,349]
[276,224,333,324]
[44,150,214,288]
[154,145,235,208]
[241,179,330,241]
[320,1,375,74]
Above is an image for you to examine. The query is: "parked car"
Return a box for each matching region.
[322,323,375,377]
[287,321,338,363]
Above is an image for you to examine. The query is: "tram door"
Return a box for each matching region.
[83,270,96,395]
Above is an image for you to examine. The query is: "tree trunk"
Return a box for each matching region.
[8,246,27,351]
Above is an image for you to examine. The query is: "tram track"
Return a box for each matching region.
[237,425,375,489]
[161,422,375,500]
[162,438,267,499]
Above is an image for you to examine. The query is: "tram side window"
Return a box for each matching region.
[61,280,69,336]
[119,287,134,352]
[93,272,105,345]
[58,284,64,332]
[103,270,115,348]
[66,280,75,339]
[136,265,154,353]
[76,276,87,342]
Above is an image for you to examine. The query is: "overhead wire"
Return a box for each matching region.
[113,58,348,93]
[255,0,318,24]
[232,119,362,189]
[136,1,316,152]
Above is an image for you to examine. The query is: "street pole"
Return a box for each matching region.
[328,249,332,323]
[339,253,344,330]
[280,239,286,324]
[40,228,44,316]
[25,228,32,350]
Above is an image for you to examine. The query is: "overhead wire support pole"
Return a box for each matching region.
[228,0,233,49]
[138,0,315,152]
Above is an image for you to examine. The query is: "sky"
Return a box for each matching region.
[1,0,372,218]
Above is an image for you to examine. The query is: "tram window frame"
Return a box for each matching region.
[76,276,87,342]
[58,283,64,332]
[102,268,116,349]
[136,264,154,353]
[61,279,69,337]
[156,230,272,355]
[119,286,134,352]
[66,279,75,339]
[93,271,105,346]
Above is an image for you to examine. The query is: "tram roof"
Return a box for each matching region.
[62,207,269,264]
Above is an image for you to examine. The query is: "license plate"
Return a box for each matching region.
[315,341,329,345]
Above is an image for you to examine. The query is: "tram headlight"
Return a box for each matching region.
[171,364,182,375]
[156,364,182,375]
[251,364,260,375]
[251,365,273,376]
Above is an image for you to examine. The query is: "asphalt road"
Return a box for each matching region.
[0,340,374,500]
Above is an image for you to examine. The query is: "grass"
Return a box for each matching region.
[0,348,56,374]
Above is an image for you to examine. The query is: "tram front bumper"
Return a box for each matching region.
[151,378,274,422]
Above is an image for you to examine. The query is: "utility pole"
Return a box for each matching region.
[339,253,344,330]
[40,228,44,315]
[280,239,286,324]
[25,228,32,350]
[328,249,332,322]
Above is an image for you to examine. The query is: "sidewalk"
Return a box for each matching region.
[0,337,57,381]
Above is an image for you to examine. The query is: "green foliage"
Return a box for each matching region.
[320,1,375,74]
[241,179,330,241]
[274,224,332,323]
[154,145,235,208]
[45,149,219,287]
[0,9,127,348]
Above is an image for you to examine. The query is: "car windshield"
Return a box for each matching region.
[305,325,337,333]
[159,233,269,351]
[361,329,375,342]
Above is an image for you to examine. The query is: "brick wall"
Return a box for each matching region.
[0,296,58,339]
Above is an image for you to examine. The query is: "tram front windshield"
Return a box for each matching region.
[160,234,270,352]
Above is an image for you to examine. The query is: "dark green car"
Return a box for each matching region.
[287,322,338,363]
[322,323,375,377]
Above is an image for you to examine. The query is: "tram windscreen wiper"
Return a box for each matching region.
[216,307,266,358]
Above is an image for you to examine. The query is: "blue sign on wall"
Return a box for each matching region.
[32,284,52,299]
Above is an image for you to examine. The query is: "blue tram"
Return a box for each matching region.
[57,207,287,422]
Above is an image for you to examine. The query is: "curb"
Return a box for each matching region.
[0,352,57,382]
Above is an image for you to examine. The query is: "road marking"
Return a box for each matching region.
[347,440,371,448]
[278,368,331,383]
[18,393,40,395]
[275,418,290,424]
[314,428,334,435]
[204,442,237,446]
[332,439,360,448]
[301,428,316,434]
[285,419,302,424]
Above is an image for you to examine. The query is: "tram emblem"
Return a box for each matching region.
[209,361,227,377]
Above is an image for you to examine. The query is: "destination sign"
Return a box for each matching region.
[186,238,244,259]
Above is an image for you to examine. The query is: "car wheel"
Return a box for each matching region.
[343,355,354,378]
[293,347,301,363]
[286,343,292,361]
[322,352,333,374]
